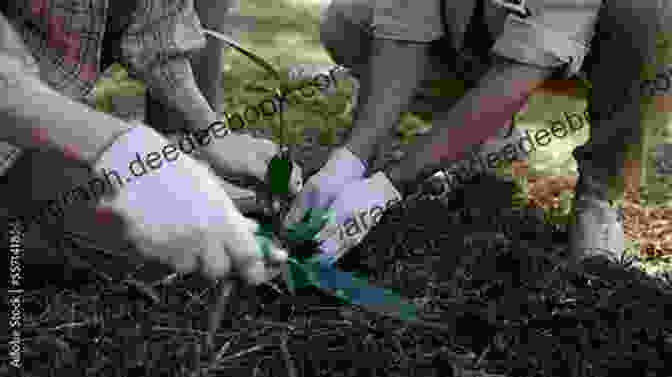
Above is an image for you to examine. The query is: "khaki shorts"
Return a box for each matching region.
[320,0,600,109]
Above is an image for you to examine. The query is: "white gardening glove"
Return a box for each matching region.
[93,124,288,284]
[284,147,367,228]
[200,133,303,196]
[313,171,402,265]
[164,131,302,215]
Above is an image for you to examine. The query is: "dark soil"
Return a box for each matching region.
[3,150,672,377]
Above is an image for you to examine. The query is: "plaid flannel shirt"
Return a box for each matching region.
[1,0,206,107]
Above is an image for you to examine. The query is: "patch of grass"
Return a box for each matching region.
[641,173,672,207]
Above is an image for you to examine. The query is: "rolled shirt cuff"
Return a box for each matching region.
[492,14,593,78]
[371,0,444,43]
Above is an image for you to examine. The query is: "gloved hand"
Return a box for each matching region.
[93,124,288,284]
[165,131,302,215]
[313,171,402,265]
[200,133,303,196]
[284,147,367,228]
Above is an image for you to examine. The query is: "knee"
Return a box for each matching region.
[320,0,372,71]
[319,1,346,60]
[195,0,240,31]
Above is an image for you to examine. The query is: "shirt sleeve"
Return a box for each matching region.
[491,0,602,78]
[372,0,445,42]
[0,10,40,78]
[118,0,212,125]
[0,12,34,176]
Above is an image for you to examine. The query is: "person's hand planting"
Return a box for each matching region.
[284,147,367,228]
[93,124,288,284]
[200,132,304,196]
[312,171,402,265]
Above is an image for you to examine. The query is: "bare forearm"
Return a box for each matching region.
[0,72,133,165]
[344,38,431,167]
[0,13,132,165]
[143,58,277,179]
[143,58,219,132]
[192,36,226,113]
[385,57,554,194]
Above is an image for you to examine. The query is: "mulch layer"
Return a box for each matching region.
[2,172,672,377]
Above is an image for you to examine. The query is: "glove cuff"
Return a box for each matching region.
[92,123,191,201]
[368,171,403,202]
[324,146,367,179]
[93,123,162,172]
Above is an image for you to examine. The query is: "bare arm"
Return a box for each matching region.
[0,13,132,166]
[119,0,218,132]
[384,55,555,194]
[344,37,432,167]
[0,74,134,165]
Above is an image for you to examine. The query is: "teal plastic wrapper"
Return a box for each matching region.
[254,208,420,322]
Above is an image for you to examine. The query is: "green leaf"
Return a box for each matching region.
[286,258,322,291]
[284,207,335,243]
[267,154,293,195]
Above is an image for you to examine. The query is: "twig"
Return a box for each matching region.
[67,304,76,339]
[279,333,298,377]
[150,272,181,287]
[122,278,161,305]
[212,340,233,362]
[309,320,353,327]
[45,320,90,332]
[60,240,115,284]
[264,280,284,295]
[13,322,234,343]
[152,326,231,337]
[252,357,267,377]
[199,344,270,375]
[473,344,491,369]
[63,230,136,259]
[207,279,238,353]
[183,286,211,307]
[402,317,454,333]
[241,318,296,331]
[216,344,267,363]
